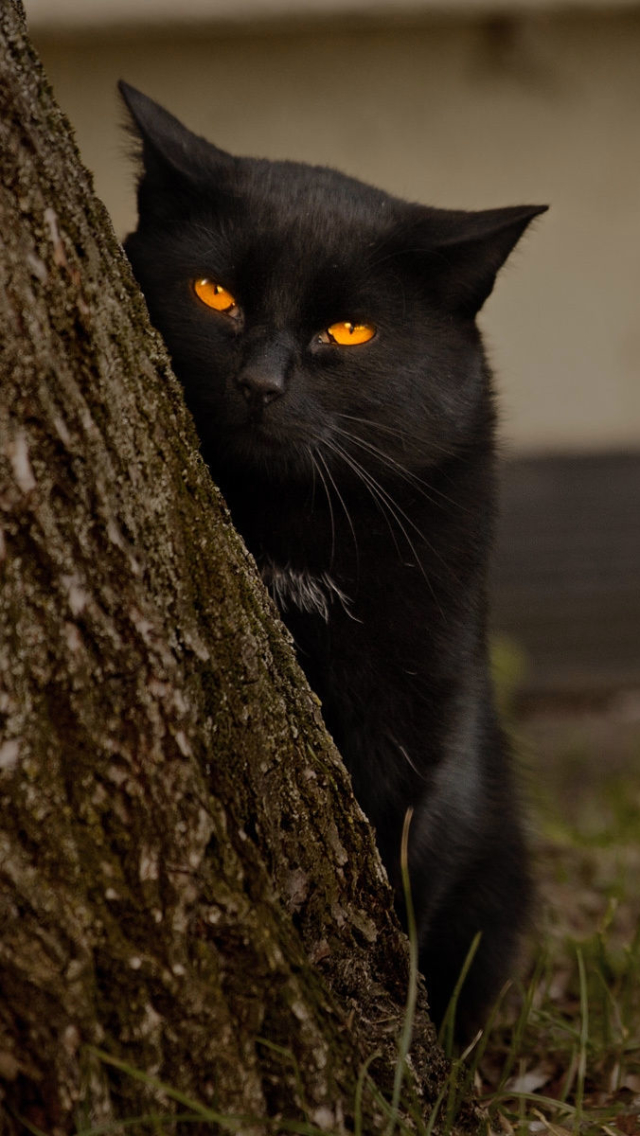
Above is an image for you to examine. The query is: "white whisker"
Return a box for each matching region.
[314,446,360,571]
[322,437,445,615]
[308,447,336,564]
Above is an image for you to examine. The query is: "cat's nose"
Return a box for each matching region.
[236,366,285,407]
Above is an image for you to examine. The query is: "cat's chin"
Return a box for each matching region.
[209,425,315,484]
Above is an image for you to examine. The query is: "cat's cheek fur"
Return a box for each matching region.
[120,79,545,1041]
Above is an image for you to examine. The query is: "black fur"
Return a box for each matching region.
[119,81,546,1039]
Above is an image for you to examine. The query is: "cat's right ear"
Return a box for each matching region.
[118,81,234,221]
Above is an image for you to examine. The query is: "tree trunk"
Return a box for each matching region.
[0,4,480,1132]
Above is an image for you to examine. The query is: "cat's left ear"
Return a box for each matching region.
[119,81,234,219]
[410,204,548,317]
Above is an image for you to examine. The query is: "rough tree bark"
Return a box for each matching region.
[0,5,481,1133]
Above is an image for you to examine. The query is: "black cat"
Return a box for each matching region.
[119,81,546,1040]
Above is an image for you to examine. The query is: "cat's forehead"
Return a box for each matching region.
[232,156,401,248]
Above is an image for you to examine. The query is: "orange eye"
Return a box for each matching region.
[324,321,376,346]
[193,278,240,316]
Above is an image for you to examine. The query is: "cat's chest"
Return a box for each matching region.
[259,558,354,623]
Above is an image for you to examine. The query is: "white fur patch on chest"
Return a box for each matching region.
[260,559,353,622]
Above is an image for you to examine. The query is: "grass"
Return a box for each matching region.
[473,698,640,1136]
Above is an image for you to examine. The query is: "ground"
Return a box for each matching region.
[476,686,640,1136]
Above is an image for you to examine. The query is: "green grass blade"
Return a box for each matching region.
[437,931,482,1060]
[385,808,420,1136]
[574,946,588,1131]
[354,1050,381,1136]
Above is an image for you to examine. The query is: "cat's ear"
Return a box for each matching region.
[118,81,234,220]
[409,204,547,317]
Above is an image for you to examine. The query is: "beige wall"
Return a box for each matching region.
[32,13,640,453]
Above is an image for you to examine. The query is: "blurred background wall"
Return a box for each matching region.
[24,0,640,700]
[25,0,640,455]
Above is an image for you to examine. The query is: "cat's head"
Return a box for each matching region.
[120,82,545,486]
